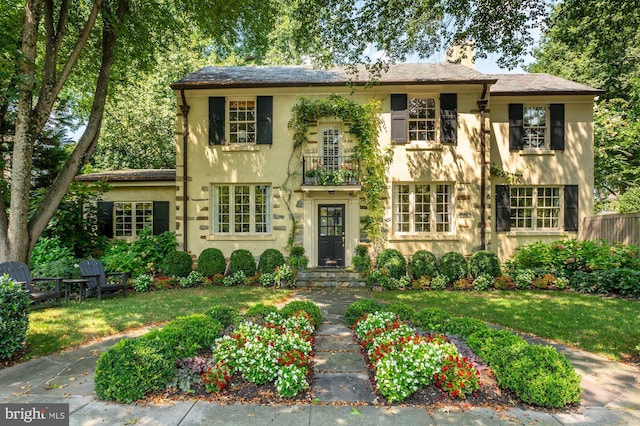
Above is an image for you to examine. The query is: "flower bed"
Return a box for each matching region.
[353,311,479,402]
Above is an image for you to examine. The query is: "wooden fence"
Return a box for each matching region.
[579,213,640,247]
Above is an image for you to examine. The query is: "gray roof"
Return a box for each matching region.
[489,73,604,96]
[171,63,603,96]
[171,63,497,89]
[75,169,176,182]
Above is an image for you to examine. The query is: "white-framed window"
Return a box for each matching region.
[523,105,547,149]
[228,98,256,144]
[393,183,453,234]
[408,97,437,142]
[213,184,270,234]
[114,201,153,237]
[510,186,560,230]
[321,125,341,170]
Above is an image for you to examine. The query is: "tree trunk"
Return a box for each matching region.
[0,0,128,264]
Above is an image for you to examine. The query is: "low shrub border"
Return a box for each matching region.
[412,305,582,408]
[348,300,582,408]
[94,301,320,403]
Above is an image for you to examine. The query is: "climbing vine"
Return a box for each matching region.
[286,94,392,252]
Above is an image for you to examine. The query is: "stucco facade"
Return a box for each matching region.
[168,63,601,264]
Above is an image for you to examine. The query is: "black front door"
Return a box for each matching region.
[318,204,345,267]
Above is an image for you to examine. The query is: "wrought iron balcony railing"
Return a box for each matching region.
[302,155,360,186]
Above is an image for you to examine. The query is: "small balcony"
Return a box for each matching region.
[302,156,360,187]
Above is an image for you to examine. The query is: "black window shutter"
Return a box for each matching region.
[564,185,579,232]
[550,104,565,151]
[257,96,273,145]
[440,93,457,144]
[509,104,524,150]
[390,94,408,144]
[495,185,511,232]
[209,97,225,145]
[152,201,170,235]
[97,201,113,238]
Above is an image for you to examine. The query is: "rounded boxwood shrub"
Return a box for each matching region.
[229,249,256,277]
[376,248,407,279]
[411,250,438,279]
[466,327,527,365]
[492,344,582,408]
[257,248,285,274]
[280,300,322,327]
[383,301,415,322]
[438,251,469,284]
[438,317,487,337]
[159,314,223,358]
[197,248,226,277]
[345,299,383,327]
[162,250,193,278]
[469,250,502,278]
[204,305,240,328]
[244,303,279,320]
[0,276,30,360]
[412,308,451,332]
[95,337,175,403]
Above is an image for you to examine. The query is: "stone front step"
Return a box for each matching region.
[296,269,367,288]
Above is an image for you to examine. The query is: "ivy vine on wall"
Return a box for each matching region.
[286,94,392,252]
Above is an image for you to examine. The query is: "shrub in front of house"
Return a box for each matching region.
[352,244,372,273]
[344,298,383,327]
[204,305,240,328]
[280,300,322,328]
[229,249,256,277]
[161,250,193,278]
[410,250,438,280]
[287,246,309,271]
[491,344,582,408]
[383,301,415,322]
[0,276,30,360]
[257,248,286,274]
[469,250,502,278]
[197,248,227,277]
[376,248,407,279]
[465,327,528,365]
[513,268,536,290]
[244,303,279,321]
[472,273,494,291]
[133,273,154,292]
[437,252,469,285]
[101,229,177,278]
[412,308,452,332]
[95,314,223,403]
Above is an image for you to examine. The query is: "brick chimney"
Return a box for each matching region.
[445,40,475,69]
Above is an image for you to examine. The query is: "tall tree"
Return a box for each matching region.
[1,0,277,262]
[527,0,640,204]
[2,0,547,263]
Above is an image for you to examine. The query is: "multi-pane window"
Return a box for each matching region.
[510,187,560,230]
[228,99,256,144]
[408,97,437,142]
[213,184,270,234]
[393,183,452,234]
[114,202,152,237]
[523,106,547,149]
[321,127,340,169]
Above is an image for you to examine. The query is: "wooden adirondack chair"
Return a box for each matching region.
[79,259,127,301]
[0,261,61,307]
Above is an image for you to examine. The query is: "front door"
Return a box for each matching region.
[318,204,345,267]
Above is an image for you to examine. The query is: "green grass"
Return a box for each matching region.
[373,290,639,362]
[25,287,291,360]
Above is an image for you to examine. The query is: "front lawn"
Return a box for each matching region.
[372,290,639,362]
[23,287,291,361]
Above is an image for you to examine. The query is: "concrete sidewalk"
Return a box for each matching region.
[1,289,639,425]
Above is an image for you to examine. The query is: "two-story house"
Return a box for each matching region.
[152,62,601,267]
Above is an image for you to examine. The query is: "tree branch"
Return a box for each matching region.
[29,0,129,248]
